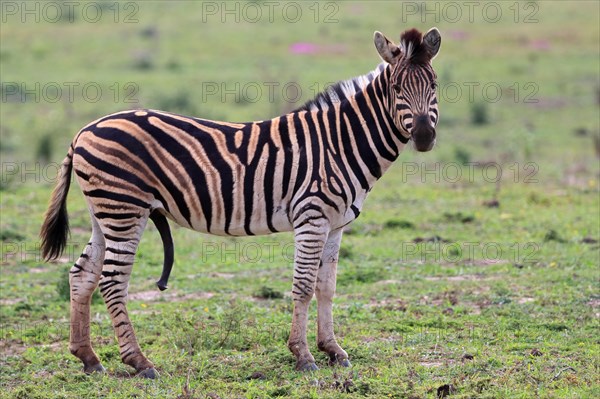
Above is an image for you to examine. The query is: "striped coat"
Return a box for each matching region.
[40,27,441,377]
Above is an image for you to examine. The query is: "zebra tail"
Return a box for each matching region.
[40,146,74,261]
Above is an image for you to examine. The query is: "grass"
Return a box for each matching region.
[1,180,598,398]
[1,1,599,398]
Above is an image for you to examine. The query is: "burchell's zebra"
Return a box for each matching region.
[40,28,441,378]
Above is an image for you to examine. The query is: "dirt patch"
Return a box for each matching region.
[360,334,404,345]
[563,162,594,188]
[56,255,72,264]
[469,306,482,315]
[419,360,444,368]
[41,341,63,352]
[129,290,214,302]
[527,97,567,110]
[29,267,50,274]
[0,339,28,357]
[129,290,163,302]
[71,227,90,236]
[457,298,492,316]
[209,272,235,279]
[587,299,600,317]
[587,299,600,308]
[375,279,404,285]
[517,297,535,304]
[32,369,55,379]
[175,292,215,301]
[469,259,509,267]
[425,274,487,282]
[367,298,407,312]
[0,297,25,305]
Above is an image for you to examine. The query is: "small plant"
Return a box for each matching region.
[156,90,197,115]
[255,286,284,299]
[0,228,25,241]
[132,51,154,70]
[166,59,181,71]
[0,167,17,191]
[443,212,475,223]
[140,26,159,39]
[337,267,385,286]
[338,245,353,259]
[544,229,567,243]
[383,219,415,229]
[36,134,53,164]
[453,147,471,164]
[470,102,490,125]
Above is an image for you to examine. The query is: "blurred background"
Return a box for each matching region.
[1,3,599,396]
[1,0,598,187]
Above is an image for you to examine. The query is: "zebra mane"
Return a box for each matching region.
[400,28,429,65]
[296,63,387,112]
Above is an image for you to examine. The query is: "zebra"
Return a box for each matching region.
[40,27,441,378]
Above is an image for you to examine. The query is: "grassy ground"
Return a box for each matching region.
[1,1,599,398]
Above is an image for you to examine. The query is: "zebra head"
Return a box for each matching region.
[374,28,441,152]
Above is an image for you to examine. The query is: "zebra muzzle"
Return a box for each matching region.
[411,127,436,152]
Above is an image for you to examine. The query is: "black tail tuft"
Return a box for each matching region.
[40,154,73,261]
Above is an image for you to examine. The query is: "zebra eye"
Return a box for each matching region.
[431,82,438,90]
[393,84,401,92]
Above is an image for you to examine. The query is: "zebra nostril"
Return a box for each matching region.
[415,115,429,125]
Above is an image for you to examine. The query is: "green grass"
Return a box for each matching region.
[1,1,599,398]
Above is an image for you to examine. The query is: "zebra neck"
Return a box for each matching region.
[333,78,407,190]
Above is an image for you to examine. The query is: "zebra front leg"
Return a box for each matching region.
[288,213,329,371]
[99,219,157,379]
[69,215,106,373]
[315,228,350,367]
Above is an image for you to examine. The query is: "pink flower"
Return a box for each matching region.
[289,42,318,55]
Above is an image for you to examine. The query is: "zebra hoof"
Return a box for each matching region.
[327,353,351,367]
[297,361,319,372]
[138,367,159,379]
[84,363,106,374]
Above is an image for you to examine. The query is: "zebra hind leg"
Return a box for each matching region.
[97,212,158,378]
[69,212,106,373]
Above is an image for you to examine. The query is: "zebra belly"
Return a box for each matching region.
[160,198,294,237]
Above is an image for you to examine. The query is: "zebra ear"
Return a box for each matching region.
[374,31,401,65]
[423,27,441,60]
